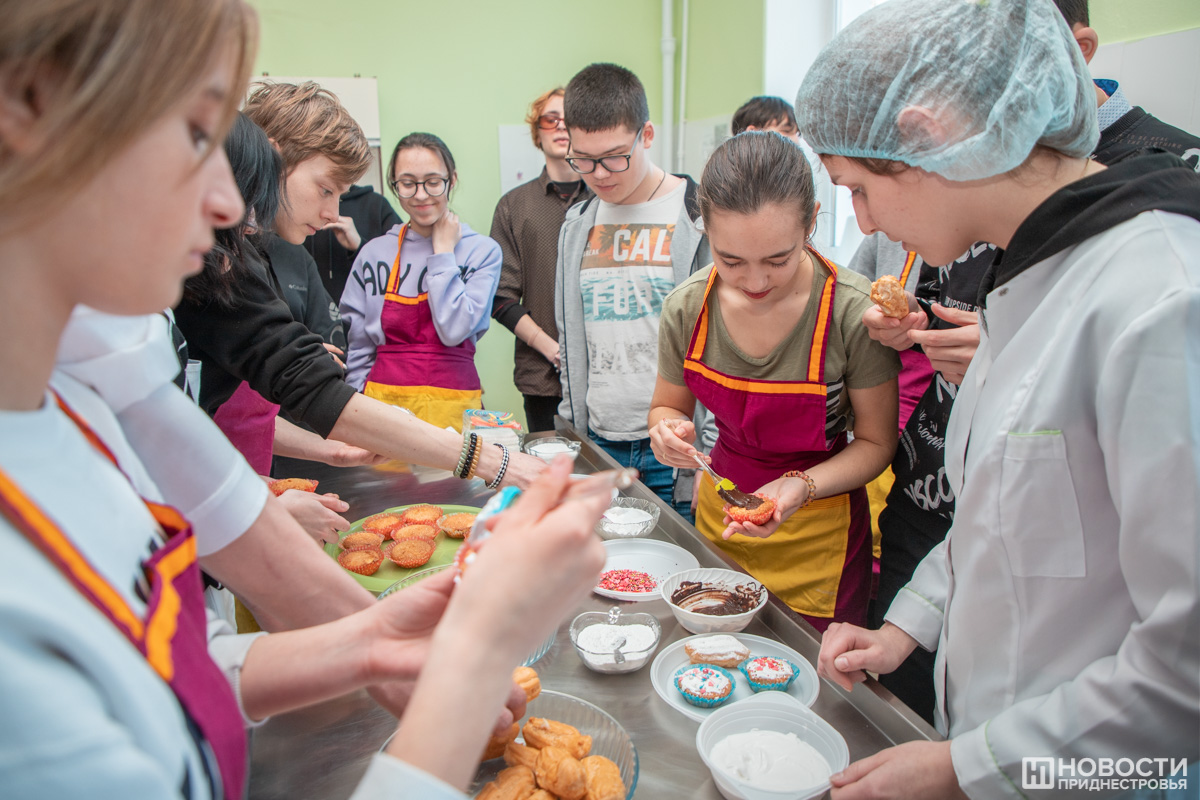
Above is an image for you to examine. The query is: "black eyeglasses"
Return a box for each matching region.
[536,114,566,131]
[390,175,450,198]
[566,130,643,175]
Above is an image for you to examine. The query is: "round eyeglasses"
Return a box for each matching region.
[390,176,450,198]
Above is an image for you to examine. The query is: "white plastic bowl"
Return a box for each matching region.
[523,436,581,463]
[595,497,660,540]
[696,692,849,800]
[660,568,768,634]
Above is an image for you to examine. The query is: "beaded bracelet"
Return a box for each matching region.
[464,439,484,480]
[485,443,510,490]
[455,432,479,479]
[781,469,817,509]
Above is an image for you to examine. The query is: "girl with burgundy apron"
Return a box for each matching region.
[341,133,502,431]
[649,133,900,631]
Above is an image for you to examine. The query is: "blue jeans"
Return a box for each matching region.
[588,431,694,523]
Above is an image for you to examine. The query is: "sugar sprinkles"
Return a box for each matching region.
[599,569,658,592]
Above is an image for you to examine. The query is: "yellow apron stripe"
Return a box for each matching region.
[0,469,145,639]
[684,361,827,396]
[143,536,195,681]
[384,292,428,305]
[807,274,836,383]
[898,251,918,288]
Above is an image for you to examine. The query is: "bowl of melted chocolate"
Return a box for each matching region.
[660,568,768,634]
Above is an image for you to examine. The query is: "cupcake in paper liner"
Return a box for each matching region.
[674,663,735,708]
[738,655,800,692]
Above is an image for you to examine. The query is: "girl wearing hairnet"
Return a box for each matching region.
[800,0,1200,797]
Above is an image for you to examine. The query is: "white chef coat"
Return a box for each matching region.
[886,210,1200,799]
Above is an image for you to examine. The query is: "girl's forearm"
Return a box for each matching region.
[806,434,896,499]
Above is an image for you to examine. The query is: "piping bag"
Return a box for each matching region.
[453,467,638,578]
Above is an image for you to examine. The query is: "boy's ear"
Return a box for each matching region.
[641,121,655,148]
[1070,23,1100,64]
[895,105,951,152]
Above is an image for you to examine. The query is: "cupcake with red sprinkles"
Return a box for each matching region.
[673,664,735,708]
[738,655,800,692]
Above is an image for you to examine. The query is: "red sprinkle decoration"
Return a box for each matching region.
[599,569,658,593]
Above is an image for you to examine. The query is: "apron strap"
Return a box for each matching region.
[807,250,839,384]
[384,223,430,305]
[898,250,918,288]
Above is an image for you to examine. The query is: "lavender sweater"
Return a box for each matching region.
[340,221,502,390]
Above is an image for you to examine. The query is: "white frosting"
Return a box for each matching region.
[687,635,748,659]
[711,730,831,791]
[529,441,576,461]
[575,623,658,671]
[678,667,731,696]
[602,507,653,524]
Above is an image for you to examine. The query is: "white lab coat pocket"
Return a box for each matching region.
[998,432,1086,577]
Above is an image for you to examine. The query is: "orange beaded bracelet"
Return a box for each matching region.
[781,469,817,508]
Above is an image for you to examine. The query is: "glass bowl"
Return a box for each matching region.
[472,690,639,799]
[523,436,581,463]
[569,606,662,673]
[378,564,554,666]
[595,497,660,540]
[659,568,768,634]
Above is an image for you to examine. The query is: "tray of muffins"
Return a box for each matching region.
[324,503,481,593]
[649,632,820,723]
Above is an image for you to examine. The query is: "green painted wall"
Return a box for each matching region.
[1092,0,1200,43]
[249,0,762,429]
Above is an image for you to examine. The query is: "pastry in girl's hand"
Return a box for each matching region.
[535,745,587,800]
[870,274,910,318]
[684,634,751,668]
[362,512,404,539]
[392,523,438,541]
[522,717,592,760]
[339,531,385,551]
[268,477,318,496]
[503,740,540,770]
[335,548,383,576]
[482,721,519,761]
[582,755,626,800]
[400,504,443,526]
[477,765,536,800]
[724,494,776,527]
[387,538,435,568]
[513,665,541,702]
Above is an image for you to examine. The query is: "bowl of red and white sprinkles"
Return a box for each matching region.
[594,539,700,603]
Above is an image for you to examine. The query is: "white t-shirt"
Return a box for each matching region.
[580,181,685,440]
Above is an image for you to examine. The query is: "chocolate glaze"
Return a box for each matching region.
[670,580,764,616]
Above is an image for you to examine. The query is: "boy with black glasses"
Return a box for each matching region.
[554,62,709,519]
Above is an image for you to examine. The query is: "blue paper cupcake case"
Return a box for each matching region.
[738,656,801,692]
[674,663,736,708]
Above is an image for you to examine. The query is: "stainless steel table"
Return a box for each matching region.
[250,426,939,799]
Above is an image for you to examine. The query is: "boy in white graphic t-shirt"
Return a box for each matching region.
[554,62,710,520]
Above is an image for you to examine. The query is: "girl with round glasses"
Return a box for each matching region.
[341,133,502,430]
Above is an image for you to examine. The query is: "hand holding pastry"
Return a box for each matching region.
[907,304,980,385]
[720,473,813,539]
[861,298,928,352]
[870,275,911,319]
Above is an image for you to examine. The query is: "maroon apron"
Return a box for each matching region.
[213,380,278,475]
[685,255,872,629]
[362,223,482,431]
[0,396,248,799]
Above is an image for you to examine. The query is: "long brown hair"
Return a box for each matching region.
[0,0,257,233]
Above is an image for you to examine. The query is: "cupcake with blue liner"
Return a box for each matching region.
[674,663,735,708]
[738,655,800,692]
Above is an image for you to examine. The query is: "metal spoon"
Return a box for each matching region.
[691,453,765,510]
[612,635,627,665]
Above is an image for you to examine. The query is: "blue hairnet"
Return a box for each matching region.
[795,0,1099,180]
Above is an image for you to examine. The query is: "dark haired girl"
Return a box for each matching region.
[649,131,899,630]
[341,132,502,430]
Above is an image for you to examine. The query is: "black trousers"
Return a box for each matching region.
[522,394,562,434]
[869,505,947,726]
